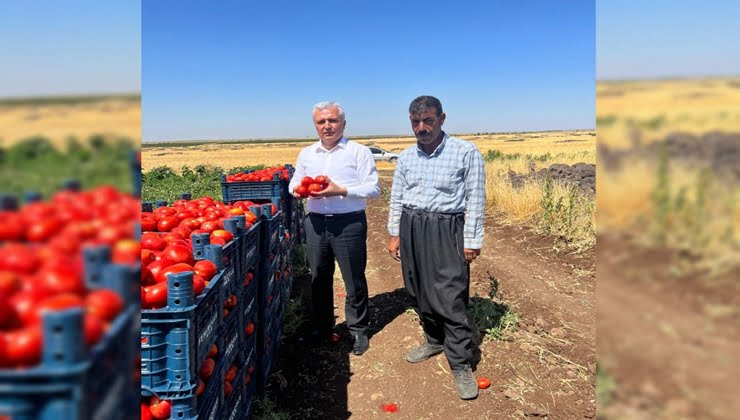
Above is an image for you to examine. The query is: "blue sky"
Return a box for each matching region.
[143,1,595,140]
[598,0,740,80]
[0,1,140,97]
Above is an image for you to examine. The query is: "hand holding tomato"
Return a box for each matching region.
[308,175,347,198]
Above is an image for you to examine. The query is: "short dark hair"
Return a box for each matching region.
[409,96,443,116]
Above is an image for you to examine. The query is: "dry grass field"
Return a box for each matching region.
[0,95,141,146]
[141,130,594,172]
[597,77,740,149]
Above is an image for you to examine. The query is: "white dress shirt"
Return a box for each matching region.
[289,137,381,214]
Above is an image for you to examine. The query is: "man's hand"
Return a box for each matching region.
[309,176,347,198]
[464,248,481,264]
[291,187,302,199]
[388,236,401,261]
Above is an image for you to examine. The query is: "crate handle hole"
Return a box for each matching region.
[55,353,64,361]
[174,282,180,288]
[53,325,63,334]
[175,348,181,354]
[176,374,181,380]
[174,299,181,305]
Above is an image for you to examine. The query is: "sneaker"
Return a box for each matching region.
[405,342,444,363]
[452,365,479,400]
[352,333,369,355]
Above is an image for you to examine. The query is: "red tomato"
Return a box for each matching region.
[314,175,328,185]
[156,263,195,284]
[225,364,238,382]
[245,321,255,336]
[141,233,167,251]
[37,265,85,295]
[163,245,195,266]
[210,229,233,243]
[32,293,84,324]
[86,289,124,322]
[227,207,244,216]
[194,260,218,282]
[244,211,258,224]
[4,326,42,367]
[301,176,314,187]
[141,401,154,420]
[112,239,140,264]
[0,244,39,274]
[84,314,105,346]
[224,380,233,396]
[295,185,309,198]
[199,357,215,380]
[144,282,168,309]
[0,271,19,295]
[149,397,172,420]
[195,379,205,397]
[477,377,491,389]
[141,249,156,266]
[157,217,179,232]
[208,343,218,357]
[0,211,24,241]
[210,236,226,246]
[0,297,14,328]
[180,218,201,230]
[308,183,324,195]
[26,217,63,242]
[200,220,219,233]
[170,226,192,239]
[193,275,206,296]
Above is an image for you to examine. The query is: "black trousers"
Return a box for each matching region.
[400,207,475,370]
[304,210,369,335]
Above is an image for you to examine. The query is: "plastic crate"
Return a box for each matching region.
[221,172,290,203]
[141,271,223,394]
[241,222,261,277]
[0,248,138,420]
[192,230,241,293]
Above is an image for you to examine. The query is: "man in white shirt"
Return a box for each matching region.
[288,101,380,355]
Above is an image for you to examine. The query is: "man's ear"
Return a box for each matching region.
[343,119,347,129]
[439,112,446,126]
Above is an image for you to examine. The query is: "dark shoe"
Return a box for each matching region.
[352,333,369,355]
[452,365,479,400]
[405,342,444,363]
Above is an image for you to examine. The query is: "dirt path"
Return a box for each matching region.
[269,170,596,419]
[597,233,740,419]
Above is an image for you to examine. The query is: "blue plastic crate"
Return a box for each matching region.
[141,375,222,420]
[141,271,223,394]
[221,172,290,203]
[0,249,138,420]
[241,222,261,278]
[192,232,241,300]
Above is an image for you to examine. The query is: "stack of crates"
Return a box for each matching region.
[141,197,249,419]
[0,248,138,420]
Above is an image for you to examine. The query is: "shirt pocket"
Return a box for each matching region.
[432,168,459,193]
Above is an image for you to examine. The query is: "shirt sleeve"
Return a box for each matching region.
[344,146,381,199]
[288,148,307,194]
[387,156,405,237]
[463,146,486,249]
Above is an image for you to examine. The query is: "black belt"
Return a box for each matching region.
[308,210,365,220]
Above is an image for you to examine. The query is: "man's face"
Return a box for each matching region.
[410,108,445,144]
[313,107,346,144]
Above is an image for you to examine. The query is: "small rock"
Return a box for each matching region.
[535,317,547,329]
[549,327,567,339]
[525,404,549,417]
[503,388,522,400]
[640,380,661,400]
[370,392,384,401]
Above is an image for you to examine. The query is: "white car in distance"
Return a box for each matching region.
[369,146,399,162]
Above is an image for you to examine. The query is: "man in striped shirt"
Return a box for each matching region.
[387,95,486,400]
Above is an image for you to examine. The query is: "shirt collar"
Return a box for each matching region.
[315,136,348,153]
[416,132,448,157]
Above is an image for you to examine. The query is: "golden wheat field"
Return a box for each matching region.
[597,77,740,149]
[141,130,595,172]
[597,77,740,270]
[0,96,141,146]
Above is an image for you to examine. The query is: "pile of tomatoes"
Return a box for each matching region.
[293,175,328,198]
[141,197,263,309]
[224,165,291,183]
[0,186,136,369]
[140,395,171,420]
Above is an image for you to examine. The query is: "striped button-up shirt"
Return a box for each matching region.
[289,137,380,214]
[387,133,486,249]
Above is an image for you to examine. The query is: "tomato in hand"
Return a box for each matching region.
[301,176,314,187]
